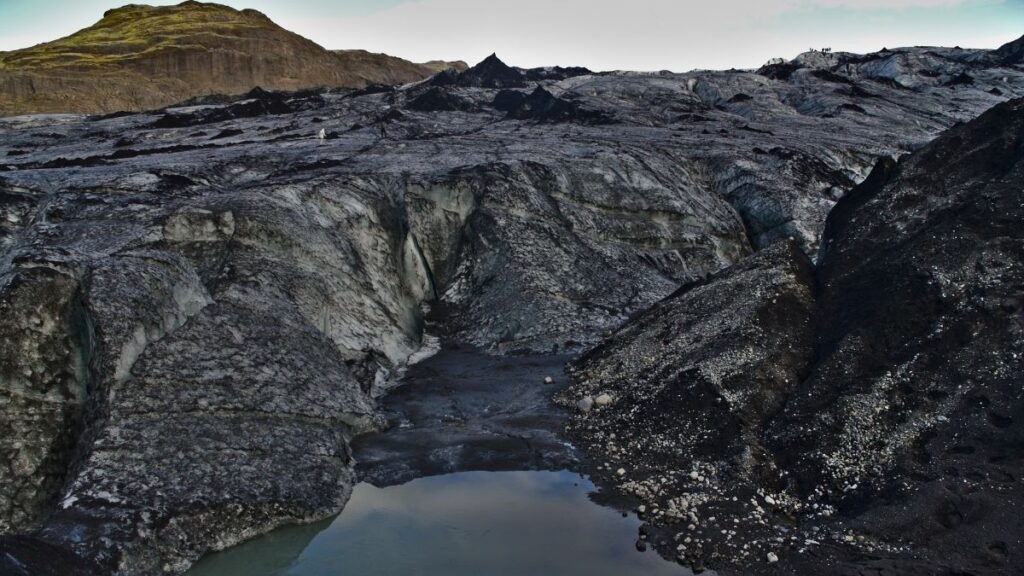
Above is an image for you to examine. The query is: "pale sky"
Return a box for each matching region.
[0,0,1022,71]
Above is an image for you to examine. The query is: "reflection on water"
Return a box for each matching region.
[187,470,692,576]
[186,518,333,576]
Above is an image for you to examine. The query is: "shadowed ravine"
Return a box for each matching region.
[185,349,696,576]
[353,348,579,486]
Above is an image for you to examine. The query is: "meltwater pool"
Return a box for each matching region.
[187,470,692,576]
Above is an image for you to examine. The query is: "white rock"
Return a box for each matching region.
[577,396,595,412]
[767,552,779,563]
[595,393,613,406]
[616,468,626,476]
[544,376,554,384]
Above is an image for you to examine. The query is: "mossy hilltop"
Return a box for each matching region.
[0,1,465,115]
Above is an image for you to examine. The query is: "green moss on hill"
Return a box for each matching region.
[0,2,283,71]
[0,1,463,115]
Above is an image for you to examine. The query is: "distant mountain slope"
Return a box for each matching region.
[333,49,467,81]
[0,1,465,116]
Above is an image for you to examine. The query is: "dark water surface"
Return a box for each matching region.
[187,470,690,576]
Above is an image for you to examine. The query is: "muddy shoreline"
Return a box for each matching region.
[353,347,580,485]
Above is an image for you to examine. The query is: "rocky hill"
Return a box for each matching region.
[0,36,1022,575]
[0,1,465,116]
[564,96,1024,575]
